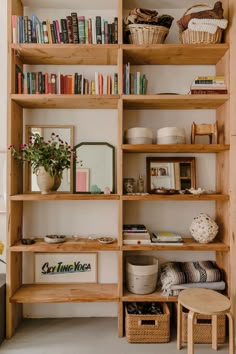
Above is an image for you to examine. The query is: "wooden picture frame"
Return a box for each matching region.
[34,252,98,283]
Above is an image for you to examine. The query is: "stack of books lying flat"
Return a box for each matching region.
[190,76,227,95]
[151,231,184,245]
[123,224,151,245]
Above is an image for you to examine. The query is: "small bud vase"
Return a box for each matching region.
[36,166,54,194]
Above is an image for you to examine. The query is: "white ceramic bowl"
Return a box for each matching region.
[126,127,153,144]
[156,127,186,144]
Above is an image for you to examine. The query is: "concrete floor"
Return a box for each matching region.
[0,317,232,354]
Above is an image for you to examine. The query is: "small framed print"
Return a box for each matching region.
[75,168,90,192]
[35,252,97,283]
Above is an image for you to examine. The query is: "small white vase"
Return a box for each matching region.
[36,166,54,194]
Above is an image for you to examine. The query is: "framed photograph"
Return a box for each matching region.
[75,168,90,192]
[35,252,97,283]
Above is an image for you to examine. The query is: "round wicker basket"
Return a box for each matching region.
[127,24,169,44]
[179,4,223,44]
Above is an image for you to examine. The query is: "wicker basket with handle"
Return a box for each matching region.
[179,4,223,44]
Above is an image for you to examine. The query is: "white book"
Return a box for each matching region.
[123,233,151,245]
[57,72,61,95]
[92,18,96,44]
[94,72,99,95]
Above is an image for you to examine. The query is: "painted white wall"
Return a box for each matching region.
[2,1,219,317]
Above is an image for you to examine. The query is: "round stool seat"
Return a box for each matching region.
[178,288,230,315]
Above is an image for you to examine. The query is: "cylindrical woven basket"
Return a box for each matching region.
[125,303,170,343]
[179,4,223,44]
[127,24,169,44]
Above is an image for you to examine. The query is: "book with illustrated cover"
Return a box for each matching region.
[123,224,147,233]
[151,231,183,243]
[123,233,151,245]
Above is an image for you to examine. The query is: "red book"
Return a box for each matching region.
[191,89,228,94]
[44,73,49,94]
[99,74,103,95]
[18,72,22,94]
[60,74,64,94]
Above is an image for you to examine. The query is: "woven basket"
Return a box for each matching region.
[127,24,169,44]
[176,304,225,344]
[125,303,170,343]
[180,4,223,44]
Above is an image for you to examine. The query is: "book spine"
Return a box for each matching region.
[114,17,118,44]
[194,79,225,84]
[46,19,52,44]
[104,21,108,44]
[50,23,56,43]
[66,16,73,44]
[78,16,85,44]
[114,73,118,95]
[191,89,228,94]
[23,16,28,43]
[85,19,89,44]
[12,15,17,43]
[195,76,225,80]
[71,13,79,44]
[61,19,69,43]
[95,16,102,44]
[88,18,93,44]
[31,15,37,43]
[42,21,49,44]
[51,74,57,94]
[27,19,32,43]
[54,20,61,43]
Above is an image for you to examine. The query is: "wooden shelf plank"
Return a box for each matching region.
[123,44,229,65]
[11,44,118,65]
[122,95,229,109]
[122,194,229,201]
[11,94,119,109]
[122,238,229,251]
[122,288,177,302]
[10,238,119,252]
[10,193,120,201]
[11,283,118,303]
[122,144,229,153]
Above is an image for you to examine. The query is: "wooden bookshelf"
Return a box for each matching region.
[122,238,229,251]
[11,283,118,303]
[10,238,119,252]
[122,194,229,201]
[122,144,229,153]
[10,193,120,201]
[122,288,177,302]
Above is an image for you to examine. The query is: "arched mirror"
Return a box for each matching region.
[146,157,196,193]
[25,125,74,193]
[73,142,115,194]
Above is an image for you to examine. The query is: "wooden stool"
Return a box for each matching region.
[191,121,218,144]
[177,288,234,354]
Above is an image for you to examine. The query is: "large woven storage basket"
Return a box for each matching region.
[176,304,225,343]
[127,24,169,44]
[180,4,223,44]
[125,303,170,343]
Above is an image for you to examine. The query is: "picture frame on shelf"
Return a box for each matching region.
[34,253,98,283]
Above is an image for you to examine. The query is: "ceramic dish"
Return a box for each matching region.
[21,238,35,245]
[44,235,66,244]
[151,188,178,195]
[98,237,115,244]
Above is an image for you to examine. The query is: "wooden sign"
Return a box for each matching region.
[35,253,97,283]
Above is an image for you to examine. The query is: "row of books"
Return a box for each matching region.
[16,67,118,95]
[123,63,148,95]
[12,14,118,44]
[123,224,184,245]
[190,76,227,95]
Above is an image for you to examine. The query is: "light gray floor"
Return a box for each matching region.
[0,317,231,354]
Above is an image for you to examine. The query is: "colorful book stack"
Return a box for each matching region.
[151,231,184,245]
[12,14,118,44]
[123,224,151,245]
[190,76,227,94]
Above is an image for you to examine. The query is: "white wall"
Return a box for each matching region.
[3,1,218,318]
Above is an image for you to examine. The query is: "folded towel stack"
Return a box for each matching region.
[160,261,225,296]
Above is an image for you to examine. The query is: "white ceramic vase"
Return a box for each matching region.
[36,166,54,194]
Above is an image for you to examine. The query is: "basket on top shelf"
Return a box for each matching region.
[177,2,228,44]
[124,8,174,45]
[127,24,169,45]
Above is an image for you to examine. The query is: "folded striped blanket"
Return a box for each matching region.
[160,261,224,296]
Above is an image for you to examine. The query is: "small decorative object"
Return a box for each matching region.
[44,235,66,244]
[125,127,153,144]
[189,213,219,243]
[104,186,111,194]
[156,127,186,144]
[187,187,206,195]
[91,184,102,193]
[191,121,218,144]
[97,237,115,244]
[9,132,76,194]
[123,178,136,194]
[137,175,144,193]
[21,238,35,245]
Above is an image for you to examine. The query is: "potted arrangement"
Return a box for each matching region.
[9,132,76,194]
